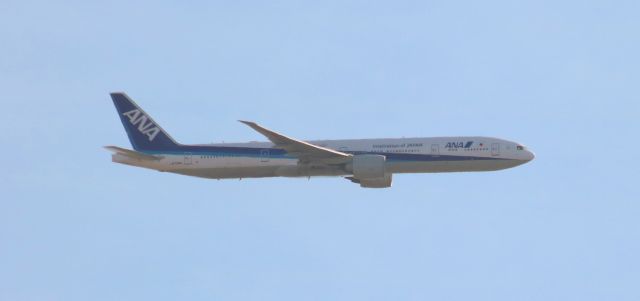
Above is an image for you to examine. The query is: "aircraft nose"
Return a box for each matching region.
[524,150,535,162]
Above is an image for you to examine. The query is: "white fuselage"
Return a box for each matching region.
[112,136,535,180]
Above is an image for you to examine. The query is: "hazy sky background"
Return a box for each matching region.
[1,0,639,300]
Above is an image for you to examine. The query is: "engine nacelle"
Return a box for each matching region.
[351,154,386,179]
[358,173,393,188]
[347,154,391,188]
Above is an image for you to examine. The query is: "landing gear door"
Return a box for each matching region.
[491,143,500,156]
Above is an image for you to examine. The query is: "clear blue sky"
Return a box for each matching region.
[1,1,639,300]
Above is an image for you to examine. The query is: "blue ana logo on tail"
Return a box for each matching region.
[122,109,161,141]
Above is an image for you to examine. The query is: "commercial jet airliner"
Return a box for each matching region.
[106,93,534,188]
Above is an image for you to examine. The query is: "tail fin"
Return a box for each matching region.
[110,92,180,152]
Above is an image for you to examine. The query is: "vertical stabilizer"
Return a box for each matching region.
[110,92,180,152]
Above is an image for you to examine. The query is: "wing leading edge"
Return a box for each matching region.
[239,120,352,164]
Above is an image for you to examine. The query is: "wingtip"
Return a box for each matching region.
[238,120,256,126]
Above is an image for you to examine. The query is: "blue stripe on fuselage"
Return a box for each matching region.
[140,145,506,162]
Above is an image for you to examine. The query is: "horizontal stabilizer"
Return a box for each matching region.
[104,146,163,161]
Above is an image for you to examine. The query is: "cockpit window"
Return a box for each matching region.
[517,145,525,151]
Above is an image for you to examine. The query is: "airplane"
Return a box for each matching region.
[105,92,535,188]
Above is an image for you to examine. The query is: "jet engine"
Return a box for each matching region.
[347,154,392,188]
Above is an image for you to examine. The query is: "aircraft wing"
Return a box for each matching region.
[104,146,163,161]
[239,120,352,164]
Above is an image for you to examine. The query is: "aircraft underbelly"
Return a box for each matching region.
[387,159,523,173]
[172,165,349,179]
[172,159,522,179]
[173,166,279,179]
